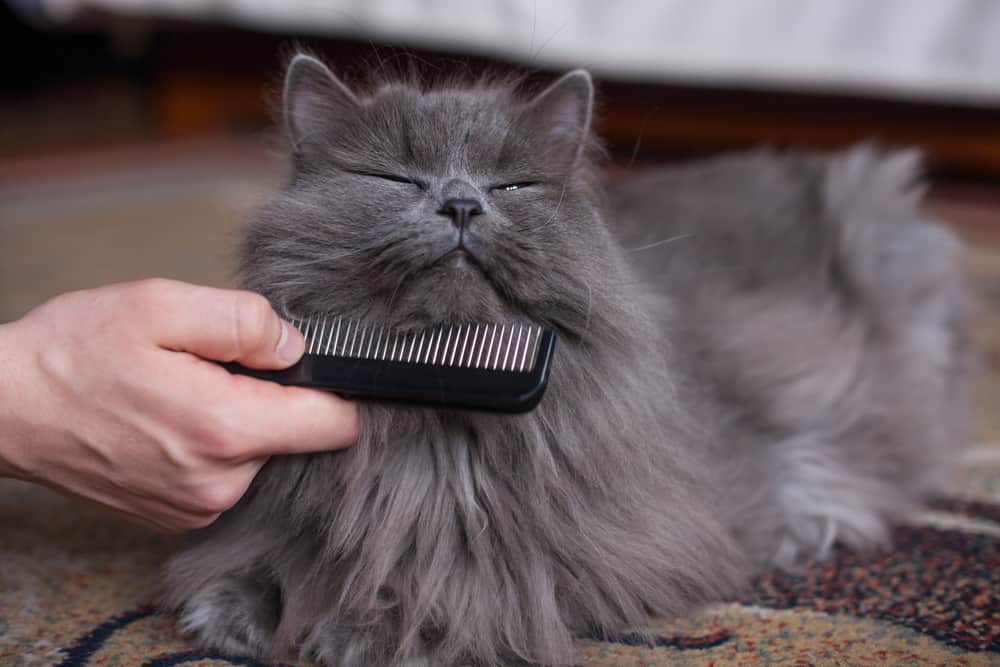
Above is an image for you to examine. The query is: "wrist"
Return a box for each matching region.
[0,444,26,480]
[0,318,37,481]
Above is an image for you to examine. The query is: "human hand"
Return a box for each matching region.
[0,279,359,532]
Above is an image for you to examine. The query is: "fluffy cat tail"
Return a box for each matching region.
[821,145,965,313]
[820,144,974,493]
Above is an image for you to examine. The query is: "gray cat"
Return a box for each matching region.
[164,54,971,666]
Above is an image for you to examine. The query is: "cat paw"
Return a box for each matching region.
[769,447,898,570]
[771,514,840,570]
[176,579,279,658]
[771,499,891,571]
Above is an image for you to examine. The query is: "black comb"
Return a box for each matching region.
[224,317,557,413]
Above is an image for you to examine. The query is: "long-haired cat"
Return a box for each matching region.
[164,54,971,666]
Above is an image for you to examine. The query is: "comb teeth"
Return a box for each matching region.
[290,317,544,373]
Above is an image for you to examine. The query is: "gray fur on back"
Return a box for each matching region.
[164,57,972,666]
[610,146,972,567]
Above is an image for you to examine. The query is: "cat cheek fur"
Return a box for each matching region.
[164,55,971,667]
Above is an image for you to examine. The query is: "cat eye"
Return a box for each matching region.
[351,170,426,189]
[492,181,538,193]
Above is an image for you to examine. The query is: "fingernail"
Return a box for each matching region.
[276,320,304,365]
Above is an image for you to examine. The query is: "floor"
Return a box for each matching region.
[0,136,997,441]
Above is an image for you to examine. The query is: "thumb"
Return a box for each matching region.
[136,280,305,369]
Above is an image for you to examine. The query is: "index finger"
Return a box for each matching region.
[194,370,361,459]
[130,279,304,370]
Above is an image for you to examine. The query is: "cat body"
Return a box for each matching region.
[165,56,970,666]
[609,148,970,568]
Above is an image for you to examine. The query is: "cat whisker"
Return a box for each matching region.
[293,237,410,268]
[292,249,371,267]
[547,177,570,229]
[627,106,659,169]
[522,173,570,234]
[626,234,693,253]
[528,0,538,63]
[384,263,421,316]
[531,17,571,62]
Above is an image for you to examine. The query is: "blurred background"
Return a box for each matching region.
[1,0,997,438]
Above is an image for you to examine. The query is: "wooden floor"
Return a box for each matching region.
[1,137,997,440]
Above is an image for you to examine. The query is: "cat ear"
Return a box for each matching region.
[283,54,360,160]
[520,69,594,169]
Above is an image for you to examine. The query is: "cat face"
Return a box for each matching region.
[242,55,604,333]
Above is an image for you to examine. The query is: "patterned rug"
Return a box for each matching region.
[1,142,998,666]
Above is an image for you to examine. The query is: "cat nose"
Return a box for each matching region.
[439,198,483,230]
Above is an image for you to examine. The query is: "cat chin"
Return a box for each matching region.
[383,257,520,326]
